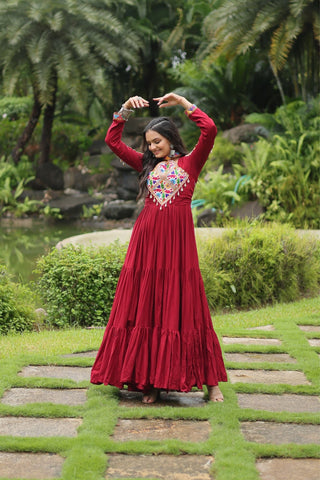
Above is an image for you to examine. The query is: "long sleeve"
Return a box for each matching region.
[179,107,217,181]
[105,117,143,172]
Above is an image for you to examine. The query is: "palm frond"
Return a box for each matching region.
[270,16,303,71]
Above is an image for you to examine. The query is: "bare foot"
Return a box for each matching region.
[207,385,224,402]
[142,388,160,404]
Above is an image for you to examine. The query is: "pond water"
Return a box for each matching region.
[0,220,109,283]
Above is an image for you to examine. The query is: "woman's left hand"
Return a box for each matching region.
[154,93,192,110]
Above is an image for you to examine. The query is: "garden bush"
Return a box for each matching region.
[0,266,36,334]
[35,224,320,328]
[198,223,320,311]
[35,242,128,328]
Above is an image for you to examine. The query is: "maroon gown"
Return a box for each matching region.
[90,106,227,392]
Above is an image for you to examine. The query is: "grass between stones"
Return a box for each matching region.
[0,296,318,480]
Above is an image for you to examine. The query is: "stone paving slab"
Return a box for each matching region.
[106,454,214,479]
[308,338,320,347]
[223,337,281,346]
[228,369,310,385]
[224,352,296,363]
[0,416,82,437]
[256,458,320,480]
[62,350,98,358]
[1,387,87,406]
[19,365,91,382]
[119,390,206,408]
[237,393,320,413]
[113,419,211,443]
[247,325,275,331]
[241,421,320,444]
[298,325,320,332]
[0,452,64,479]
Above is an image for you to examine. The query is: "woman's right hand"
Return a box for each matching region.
[123,96,149,109]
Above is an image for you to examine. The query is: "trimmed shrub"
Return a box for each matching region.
[0,266,36,334]
[35,225,320,328]
[35,242,128,328]
[198,224,320,310]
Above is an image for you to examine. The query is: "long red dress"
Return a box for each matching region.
[90,106,227,392]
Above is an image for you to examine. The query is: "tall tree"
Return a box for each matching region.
[201,0,320,102]
[0,0,139,164]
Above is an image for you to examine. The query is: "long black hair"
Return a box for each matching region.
[137,117,188,200]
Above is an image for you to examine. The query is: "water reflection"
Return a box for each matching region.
[0,221,100,283]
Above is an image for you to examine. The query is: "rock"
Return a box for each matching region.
[35,308,47,318]
[197,208,218,227]
[231,200,264,220]
[88,139,111,155]
[36,163,64,190]
[222,123,269,144]
[64,167,109,191]
[116,187,137,201]
[48,193,99,219]
[102,200,137,220]
[17,189,45,201]
[124,117,152,135]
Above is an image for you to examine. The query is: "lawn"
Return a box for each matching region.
[0,296,319,480]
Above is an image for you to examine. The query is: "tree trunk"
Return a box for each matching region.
[268,56,286,105]
[11,90,42,165]
[39,72,58,165]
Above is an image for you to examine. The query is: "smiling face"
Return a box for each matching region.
[145,129,171,159]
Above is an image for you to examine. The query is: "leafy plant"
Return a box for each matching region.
[0,96,33,120]
[82,204,103,219]
[193,165,241,222]
[35,242,128,328]
[240,98,320,228]
[0,265,36,334]
[198,223,320,311]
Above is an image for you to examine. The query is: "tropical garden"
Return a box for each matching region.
[0,0,319,333]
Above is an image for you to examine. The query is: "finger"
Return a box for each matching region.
[153,95,166,102]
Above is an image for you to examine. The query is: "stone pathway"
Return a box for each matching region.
[0,322,319,479]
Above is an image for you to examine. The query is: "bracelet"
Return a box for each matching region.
[118,104,134,121]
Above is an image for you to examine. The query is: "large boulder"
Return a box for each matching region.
[231,200,264,220]
[35,163,64,190]
[222,123,269,144]
[102,200,137,220]
[48,193,99,219]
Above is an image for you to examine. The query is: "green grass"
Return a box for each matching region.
[0,297,319,480]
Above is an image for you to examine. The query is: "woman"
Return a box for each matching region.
[90,93,227,403]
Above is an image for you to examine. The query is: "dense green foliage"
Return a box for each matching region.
[35,242,128,328]
[202,0,319,101]
[34,225,320,328]
[193,98,320,228]
[0,265,36,334]
[198,224,320,311]
[0,97,32,119]
[0,0,318,226]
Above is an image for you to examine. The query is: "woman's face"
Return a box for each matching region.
[145,130,171,158]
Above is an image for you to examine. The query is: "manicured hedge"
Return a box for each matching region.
[0,266,36,334]
[35,241,128,328]
[198,224,320,310]
[35,224,320,328]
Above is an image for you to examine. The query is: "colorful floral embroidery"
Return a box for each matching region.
[185,104,197,116]
[147,160,190,209]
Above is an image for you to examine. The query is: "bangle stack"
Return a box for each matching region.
[114,104,134,121]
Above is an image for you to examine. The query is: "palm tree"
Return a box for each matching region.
[202,0,320,102]
[0,0,139,164]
